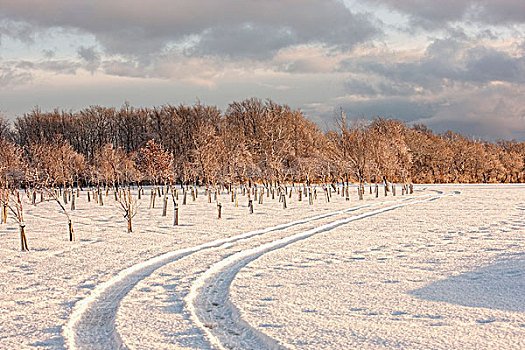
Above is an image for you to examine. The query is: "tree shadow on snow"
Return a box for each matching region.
[409,255,525,312]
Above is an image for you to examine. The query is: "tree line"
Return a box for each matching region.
[1,98,524,189]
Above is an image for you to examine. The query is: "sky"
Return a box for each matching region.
[0,0,524,141]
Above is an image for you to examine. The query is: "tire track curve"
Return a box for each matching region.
[64,194,430,349]
[186,192,457,350]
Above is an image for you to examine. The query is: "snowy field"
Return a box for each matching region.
[0,184,524,349]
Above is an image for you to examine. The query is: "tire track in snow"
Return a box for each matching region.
[64,194,430,349]
[186,192,457,350]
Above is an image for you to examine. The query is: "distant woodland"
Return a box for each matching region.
[1,98,524,187]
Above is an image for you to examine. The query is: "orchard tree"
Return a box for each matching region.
[94,143,138,187]
[27,139,84,241]
[0,138,25,184]
[27,138,85,189]
[369,118,411,184]
[135,139,174,186]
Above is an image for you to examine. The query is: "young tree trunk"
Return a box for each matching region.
[71,192,76,210]
[1,204,7,224]
[20,223,29,251]
[217,202,222,219]
[127,216,133,233]
[68,219,74,241]
[162,195,168,216]
[248,199,253,214]
[150,188,156,209]
[174,204,179,226]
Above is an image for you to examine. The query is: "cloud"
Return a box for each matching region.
[273,46,343,74]
[77,46,101,73]
[0,0,379,59]
[0,65,32,87]
[412,85,525,140]
[0,57,80,88]
[318,81,525,140]
[1,1,524,141]
[342,36,525,95]
[42,49,55,58]
[329,34,525,139]
[363,0,525,28]
[0,18,34,44]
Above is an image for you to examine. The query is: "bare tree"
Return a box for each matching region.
[1,187,29,251]
[27,139,84,241]
[115,186,138,233]
[135,139,174,187]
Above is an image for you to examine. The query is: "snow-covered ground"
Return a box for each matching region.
[0,184,523,349]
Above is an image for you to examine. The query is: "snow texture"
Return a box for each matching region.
[0,184,524,349]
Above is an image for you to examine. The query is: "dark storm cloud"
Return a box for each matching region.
[365,0,525,28]
[0,0,379,59]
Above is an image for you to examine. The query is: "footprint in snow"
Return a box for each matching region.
[476,319,496,324]
[391,311,407,316]
[301,309,317,313]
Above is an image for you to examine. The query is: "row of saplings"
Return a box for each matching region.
[0,180,413,252]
